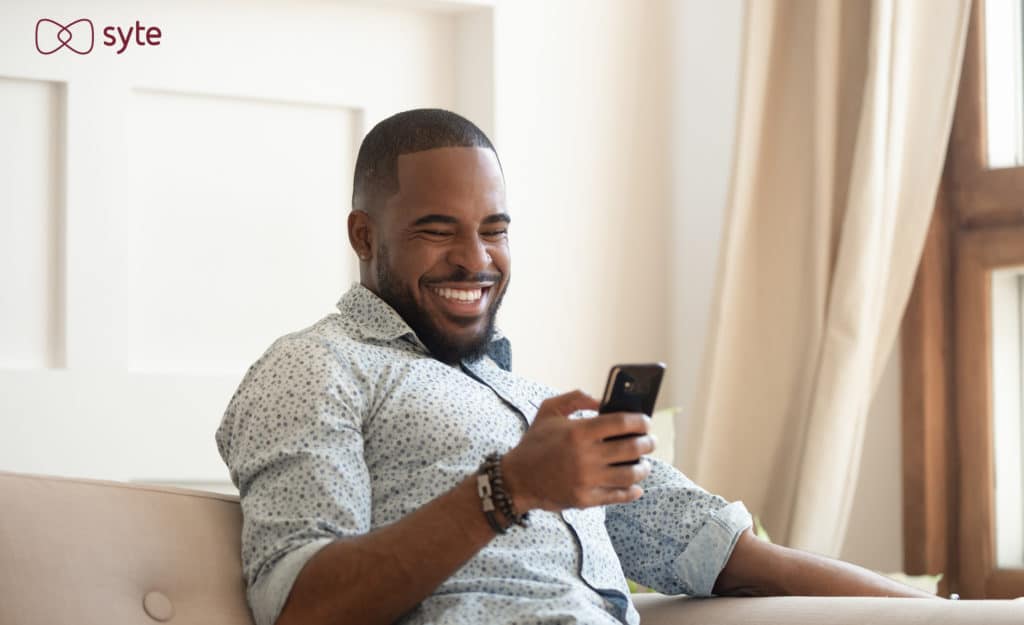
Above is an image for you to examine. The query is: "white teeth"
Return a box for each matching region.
[432,287,483,302]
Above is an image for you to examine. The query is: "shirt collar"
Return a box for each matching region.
[337,283,417,343]
[336,283,511,369]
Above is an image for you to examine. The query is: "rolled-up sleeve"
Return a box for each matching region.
[604,457,752,596]
[215,335,372,625]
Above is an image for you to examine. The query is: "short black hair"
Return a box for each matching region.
[351,108,501,213]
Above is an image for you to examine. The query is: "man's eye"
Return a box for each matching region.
[421,230,453,237]
[483,230,508,238]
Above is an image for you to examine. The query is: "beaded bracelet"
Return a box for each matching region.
[477,453,530,531]
[475,471,508,534]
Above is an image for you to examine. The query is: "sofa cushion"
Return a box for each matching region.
[0,471,253,625]
[3,471,1022,625]
[632,591,1024,624]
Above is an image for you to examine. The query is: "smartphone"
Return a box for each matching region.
[599,363,666,416]
[599,363,665,464]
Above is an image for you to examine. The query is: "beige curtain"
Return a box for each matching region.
[692,0,970,556]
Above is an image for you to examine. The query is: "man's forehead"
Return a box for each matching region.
[394,146,502,182]
[388,146,506,215]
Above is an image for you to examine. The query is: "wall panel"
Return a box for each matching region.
[0,0,486,486]
[0,77,64,369]
[115,90,356,374]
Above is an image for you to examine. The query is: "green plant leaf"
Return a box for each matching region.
[753,515,772,543]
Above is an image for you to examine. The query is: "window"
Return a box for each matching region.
[902,0,1024,599]
[991,267,1024,568]
[985,0,1024,168]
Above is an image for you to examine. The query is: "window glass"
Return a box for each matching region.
[991,267,1024,567]
[985,0,1024,168]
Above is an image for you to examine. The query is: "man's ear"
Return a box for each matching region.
[348,210,374,261]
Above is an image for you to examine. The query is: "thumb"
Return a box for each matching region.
[535,389,599,420]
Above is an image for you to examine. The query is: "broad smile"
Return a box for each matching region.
[432,286,484,302]
[427,283,494,318]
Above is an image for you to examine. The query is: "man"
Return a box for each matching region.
[216,109,933,625]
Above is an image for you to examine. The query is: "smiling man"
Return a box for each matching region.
[215,109,934,625]
[352,138,510,365]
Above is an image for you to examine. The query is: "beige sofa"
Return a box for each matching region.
[2,471,1021,625]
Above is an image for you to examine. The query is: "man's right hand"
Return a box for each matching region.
[502,390,655,513]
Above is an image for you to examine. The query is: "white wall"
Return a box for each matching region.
[666,0,745,474]
[490,0,679,461]
[492,0,672,397]
[0,0,471,484]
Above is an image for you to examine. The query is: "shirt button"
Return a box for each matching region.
[143,591,175,621]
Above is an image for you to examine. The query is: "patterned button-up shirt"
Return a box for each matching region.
[216,284,751,625]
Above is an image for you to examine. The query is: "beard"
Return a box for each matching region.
[375,243,507,364]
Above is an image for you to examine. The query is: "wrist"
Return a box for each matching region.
[476,453,530,533]
[500,452,536,513]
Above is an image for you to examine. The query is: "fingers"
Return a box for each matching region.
[589,485,645,506]
[572,462,651,508]
[600,459,652,488]
[565,459,651,508]
[583,411,650,439]
[535,389,599,419]
[522,392,654,511]
[601,434,657,464]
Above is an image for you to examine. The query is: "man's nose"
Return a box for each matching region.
[448,235,491,272]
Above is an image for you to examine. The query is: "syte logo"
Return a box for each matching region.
[35,18,94,55]
[35,18,162,55]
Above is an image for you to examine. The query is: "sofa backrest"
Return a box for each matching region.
[0,471,254,625]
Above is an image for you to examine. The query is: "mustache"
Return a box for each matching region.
[422,269,502,285]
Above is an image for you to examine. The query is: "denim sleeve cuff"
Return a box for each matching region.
[248,538,335,625]
[672,501,752,596]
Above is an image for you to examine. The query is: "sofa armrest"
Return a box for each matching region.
[632,593,1023,624]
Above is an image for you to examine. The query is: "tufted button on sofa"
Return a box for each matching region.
[2,471,1022,625]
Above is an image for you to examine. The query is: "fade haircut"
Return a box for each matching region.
[351,108,501,214]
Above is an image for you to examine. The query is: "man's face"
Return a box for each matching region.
[364,147,510,364]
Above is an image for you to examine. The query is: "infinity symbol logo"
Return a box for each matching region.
[35,18,95,55]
